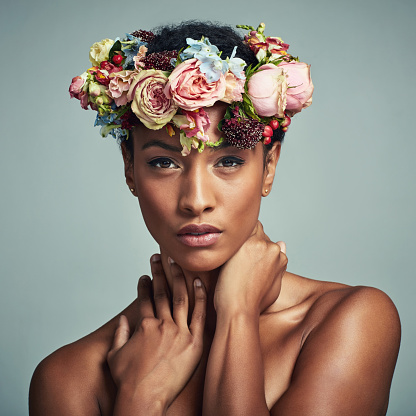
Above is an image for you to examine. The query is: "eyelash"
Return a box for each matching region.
[147,156,245,170]
[215,156,245,168]
[148,158,179,169]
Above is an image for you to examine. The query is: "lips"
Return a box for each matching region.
[177,224,222,247]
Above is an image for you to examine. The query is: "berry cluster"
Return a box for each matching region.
[141,50,178,71]
[222,117,265,149]
[130,30,155,43]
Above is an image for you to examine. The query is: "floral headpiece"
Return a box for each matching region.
[69,23,313,156]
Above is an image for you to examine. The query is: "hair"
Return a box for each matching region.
[122,20,285,166]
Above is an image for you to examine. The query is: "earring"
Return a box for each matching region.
[130,188,135,193]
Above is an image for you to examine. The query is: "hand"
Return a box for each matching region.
[107,255,207,409]
[214,221,287,315]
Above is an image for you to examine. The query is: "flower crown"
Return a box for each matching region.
[69,23,313,156]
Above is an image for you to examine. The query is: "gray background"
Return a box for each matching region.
[1,0,415,414]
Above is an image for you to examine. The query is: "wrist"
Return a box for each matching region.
[114,382,167,416]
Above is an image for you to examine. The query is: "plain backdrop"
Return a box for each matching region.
[1,0,415,414]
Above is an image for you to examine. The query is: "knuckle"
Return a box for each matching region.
[193,310,206,323]
[153,291,169,303]
[140,316,156,330]
[173,294,186,306]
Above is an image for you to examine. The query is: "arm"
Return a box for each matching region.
[203,222,287,416]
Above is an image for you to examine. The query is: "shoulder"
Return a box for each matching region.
[273,283,401,415]
[306,284,401,343]
[29,325,115,416]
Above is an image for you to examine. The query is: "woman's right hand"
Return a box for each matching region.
[107,254,207,413]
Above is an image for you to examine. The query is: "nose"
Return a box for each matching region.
[178,166,215,216]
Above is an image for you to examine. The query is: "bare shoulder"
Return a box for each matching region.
[29,321,117,416]
[272,275,401,415]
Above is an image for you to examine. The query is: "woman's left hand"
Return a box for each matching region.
[214,221,288,316]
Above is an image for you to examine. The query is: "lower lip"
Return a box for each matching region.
[177,232,221,247]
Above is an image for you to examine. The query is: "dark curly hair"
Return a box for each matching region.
[123,21,285,163]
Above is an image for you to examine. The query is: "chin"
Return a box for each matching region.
[166,247,230,273]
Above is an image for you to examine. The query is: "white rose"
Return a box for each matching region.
[89,39,114,66]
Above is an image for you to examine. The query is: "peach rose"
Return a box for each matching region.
[164,58,226,111]
[108,70,137,106]
[221,72,245,104]
[278,61,313,116]
[247,64,288,118]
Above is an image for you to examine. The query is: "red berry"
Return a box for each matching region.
[113,54,123,65]
[282,126,288,132]
[263,125,273,137]
[269,119,279,130]
[263,137,272,145]
[281,115,291,128]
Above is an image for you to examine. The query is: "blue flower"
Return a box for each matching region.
[121,34,148,69]
[181,37,220,61]
[227,47,247,80]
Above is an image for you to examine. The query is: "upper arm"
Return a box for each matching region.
[271,287,401,416]
[29,346,101,416]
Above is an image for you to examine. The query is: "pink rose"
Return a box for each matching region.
[127,69,178,130]
[278,61,313,116]
[69,73,90,110]
[247,64,288,118]
[108,70,137,106]
[69,75,85,99]
[164,58,226,111]
[222,72,245,104]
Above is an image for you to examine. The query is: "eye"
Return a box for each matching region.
[215,156,245,168]
[148,157,179,169]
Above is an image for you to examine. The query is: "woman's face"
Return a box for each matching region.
[124,103,280,272]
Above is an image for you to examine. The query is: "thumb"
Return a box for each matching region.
[110,315,130,352]
[277,241,286,255]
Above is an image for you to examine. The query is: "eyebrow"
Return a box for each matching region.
[141,138,232,153]
[141,140,182,153]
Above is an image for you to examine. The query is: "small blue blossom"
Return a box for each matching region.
[181,37,220,60]
[227,47,247,79]
[121,34,148,69]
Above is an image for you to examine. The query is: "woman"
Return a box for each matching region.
[29,21,400,415]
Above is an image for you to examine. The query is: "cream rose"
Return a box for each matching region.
[89,39,114,66]
[127,69,178,129]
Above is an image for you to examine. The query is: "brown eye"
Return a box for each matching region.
[148,158,179,169]
[216,157,245,168]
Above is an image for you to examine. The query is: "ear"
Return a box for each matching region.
[121,141,137,196]
[262,142,281,195]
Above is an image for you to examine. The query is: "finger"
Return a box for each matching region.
[277,241,286,255]
[189,279,207,340]
[169,259,189,327]
[150,254,172,320]
[137,275,155,323]
[110,315,130,352]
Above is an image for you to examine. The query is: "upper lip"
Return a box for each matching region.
[177,224,221,235]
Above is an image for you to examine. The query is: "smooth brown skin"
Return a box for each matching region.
[29,103,401,416]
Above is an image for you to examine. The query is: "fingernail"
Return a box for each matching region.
[194,278,202,287]
[151,253,161,263]
[168,256,175,265]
